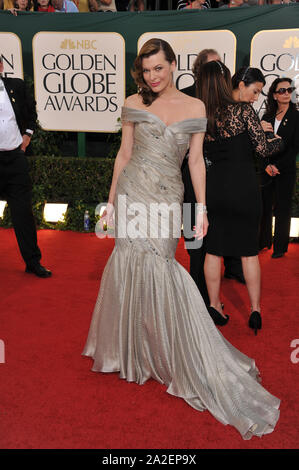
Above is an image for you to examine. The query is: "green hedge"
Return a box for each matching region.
[0,156,298,232]
[0,156,114,232]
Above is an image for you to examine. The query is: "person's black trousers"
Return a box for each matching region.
[0,147,41,266]
[259,171,296,254]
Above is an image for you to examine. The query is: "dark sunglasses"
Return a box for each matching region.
[274,86,295,95]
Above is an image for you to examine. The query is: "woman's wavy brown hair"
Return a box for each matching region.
[198,60,235,137]
[131,38,176,106]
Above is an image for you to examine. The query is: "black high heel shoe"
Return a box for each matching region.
[248,311,262,335]
[208,306,229,326]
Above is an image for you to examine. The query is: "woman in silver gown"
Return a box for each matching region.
[83,38,280,440]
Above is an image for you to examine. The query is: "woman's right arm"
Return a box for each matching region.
[107,119,134,205]
[260,112,280,176]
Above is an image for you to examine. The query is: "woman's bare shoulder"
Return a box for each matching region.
[182,94,206,119]
[124,94,143,109]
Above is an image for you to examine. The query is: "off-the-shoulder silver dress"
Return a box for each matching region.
[83,107,280,440]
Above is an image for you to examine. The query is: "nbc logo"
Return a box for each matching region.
[283,36,299,48]
[60,39,97,50]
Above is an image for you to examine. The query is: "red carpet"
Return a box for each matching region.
[0,227,298,449]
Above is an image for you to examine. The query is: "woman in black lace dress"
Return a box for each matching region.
[198,61,281,334]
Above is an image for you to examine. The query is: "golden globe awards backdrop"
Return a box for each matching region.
[32,32,125,132]
[0,33,23,79]
[250,28,299,116]
[138,31,237,90]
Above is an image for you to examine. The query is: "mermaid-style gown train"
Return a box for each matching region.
[83,107,280,440]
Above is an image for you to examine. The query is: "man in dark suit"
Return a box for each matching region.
[0,56,51,277]
[181,49,244,307]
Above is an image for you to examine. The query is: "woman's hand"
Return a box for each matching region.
[194,209,209,240]
[265,164,280,177]
[100,202,115,231]
[261,120,274,133]
[8,8,19,15]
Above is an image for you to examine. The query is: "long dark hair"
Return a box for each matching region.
[265,77,296,117]
[232,66,265,90]
[198,60,235,136]
[131,38,176,106]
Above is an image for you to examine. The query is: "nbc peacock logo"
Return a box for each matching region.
[60,38,97,50]
[283,36,299,49]
[60,39,75,49]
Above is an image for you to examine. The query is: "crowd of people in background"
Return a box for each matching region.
[0,0,298,13]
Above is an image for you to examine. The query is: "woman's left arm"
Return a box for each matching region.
[242,103,282,158]
[188,131,208,239]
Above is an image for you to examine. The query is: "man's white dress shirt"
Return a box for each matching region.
[0,77,23,151]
